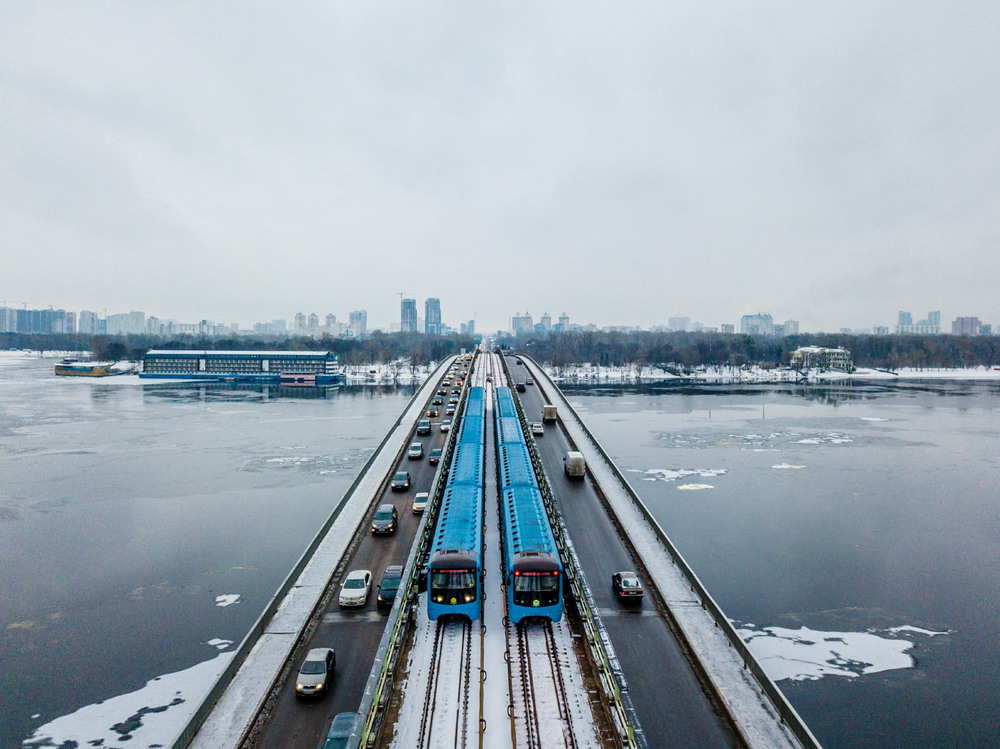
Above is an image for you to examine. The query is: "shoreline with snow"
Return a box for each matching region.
[544,362,1000,383]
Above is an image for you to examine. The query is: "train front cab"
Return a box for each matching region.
[428,549,481,621]
[508,551,562,623]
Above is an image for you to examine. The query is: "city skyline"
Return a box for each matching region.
[3,6,999,333]
[2,298,995,338]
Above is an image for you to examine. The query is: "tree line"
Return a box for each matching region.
[3,329,998,369]
[515,330,1000,370]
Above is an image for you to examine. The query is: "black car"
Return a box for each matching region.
[377,565,404,611]
[371,503,398,534]
[428,447,443,465]
[390,471,411,491]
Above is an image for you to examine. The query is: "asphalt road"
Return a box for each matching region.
[507,354,740,749]
[254,365,467,749]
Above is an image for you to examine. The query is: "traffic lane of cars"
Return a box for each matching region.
[515,375,737,748]
[257,392,450,747]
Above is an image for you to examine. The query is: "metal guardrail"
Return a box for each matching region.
[174,363,447,749]
[348,353,478,749]
[521,355,823,749]
[499,354,647,749]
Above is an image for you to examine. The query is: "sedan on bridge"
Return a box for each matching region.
[612,571,644,603]
[295,647,335,698]
[339,570,372,607]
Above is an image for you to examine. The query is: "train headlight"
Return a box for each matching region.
[464,594,473,602]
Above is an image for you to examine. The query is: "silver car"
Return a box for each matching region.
[295,647,335,697]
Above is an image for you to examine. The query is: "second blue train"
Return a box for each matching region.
[427,386,485,620]
[494,386,563,623]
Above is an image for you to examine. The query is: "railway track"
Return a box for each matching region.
[510,619,582,749]
[415,618,475,749]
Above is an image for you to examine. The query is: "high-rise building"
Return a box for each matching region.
[928,310,941,326]
[720,324,735,334]
[739,314,774,335]
[401,298,417,333]
[558,312,570,329]
[325,314,337,328]
[79,310,98,335]
[307,313,319,329]
[898,311,913,326]
[425,298,442,335]
[349,310,367,338]
[783,319,800,335]
[952,317,982,335]
[668,316,690,332]
[511,312,533,335]
[467,319,475,337]
[294,312,306,330]
[540,312,552,331]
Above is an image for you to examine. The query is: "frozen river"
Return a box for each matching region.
[2,354,998,748]
[560,378,1000,749]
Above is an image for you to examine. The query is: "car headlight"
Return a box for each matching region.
[315,682,324,690]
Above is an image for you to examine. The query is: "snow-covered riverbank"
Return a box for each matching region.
[544,362,1000,383]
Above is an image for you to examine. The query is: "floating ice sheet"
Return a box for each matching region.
[214,594,240,607]
[734,622,949,682]
[630,468,727,482]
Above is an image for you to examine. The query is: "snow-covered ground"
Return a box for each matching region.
[545,362,1000,383]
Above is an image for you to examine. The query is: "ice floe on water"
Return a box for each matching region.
[630,468,727,482]
[793,432,854,445]
[734,622,950,682]
[23,652,232,748]
[205,638,234,650]
[214,594,240,607]
[860,417,889,422]
[772,463,807,469]
[677,483,715,490]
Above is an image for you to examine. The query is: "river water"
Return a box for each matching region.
[2,354,997,748]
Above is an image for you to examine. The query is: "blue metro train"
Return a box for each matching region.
[427,386,485,621]
[494,387,563,623]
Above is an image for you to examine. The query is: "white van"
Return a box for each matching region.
[563,451,587,478]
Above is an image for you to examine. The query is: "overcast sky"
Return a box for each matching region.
[3,2,999,333]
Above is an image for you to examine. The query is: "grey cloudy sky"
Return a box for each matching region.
[3,2,999,333]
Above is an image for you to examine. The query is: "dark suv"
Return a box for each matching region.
[371,504,398,534]
[377,565,404,611]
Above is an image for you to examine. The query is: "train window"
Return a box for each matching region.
[431,570,476,590]
[513,572,559,594]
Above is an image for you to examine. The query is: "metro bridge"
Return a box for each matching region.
[175,350,820,749]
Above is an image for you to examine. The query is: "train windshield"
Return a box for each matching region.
[430,568,477,604]
[512,571,560,607]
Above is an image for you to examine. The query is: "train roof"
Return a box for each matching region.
[495,415,524,445]
[431,484,483,555]
[494,387,518,418]
[501,485,559,557]
[448,442,484,487]
[458,414,484,444]
[497,440,537,490]
[464,386,485,413]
